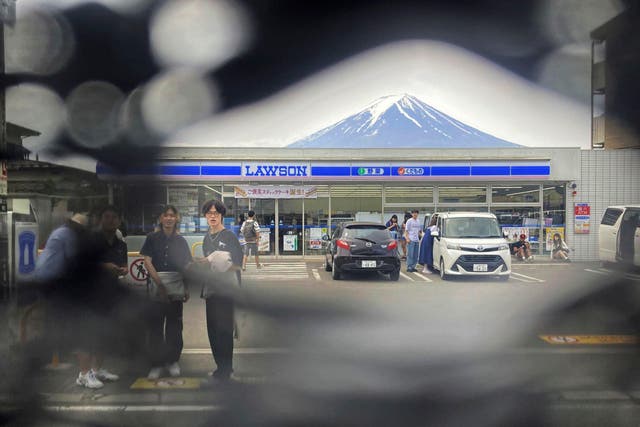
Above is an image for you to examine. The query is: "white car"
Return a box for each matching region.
[599,205,640,267]
[431,212,511,280]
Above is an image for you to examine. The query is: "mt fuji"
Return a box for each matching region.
[287,94,521,148]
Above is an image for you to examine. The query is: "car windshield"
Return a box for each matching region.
[443,217,502,238]
[342,225,391,242]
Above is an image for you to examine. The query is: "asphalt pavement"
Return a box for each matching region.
[3,259,640,426]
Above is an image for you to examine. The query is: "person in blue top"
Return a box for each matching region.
[418,215,438,274]
[385,215,399,240]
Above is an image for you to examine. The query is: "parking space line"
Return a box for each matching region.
[511,272,545,283]
[413,272,433,282]
[584,268,609,276]
[399,272,415,282]
[44,405,223,412]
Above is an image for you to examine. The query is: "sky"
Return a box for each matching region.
[170,40,591,150]
[6,0,626,171]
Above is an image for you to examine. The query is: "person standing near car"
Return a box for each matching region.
[404,209,422,272]
[399,212,411,260]
[418,215,438,274]
[386,215,400,253]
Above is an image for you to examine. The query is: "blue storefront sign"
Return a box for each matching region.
[97,161,551,181]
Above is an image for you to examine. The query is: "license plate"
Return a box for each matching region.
[362,260,377,268]
[473,264,488,272]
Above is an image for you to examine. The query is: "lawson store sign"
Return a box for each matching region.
[97,161,551,181]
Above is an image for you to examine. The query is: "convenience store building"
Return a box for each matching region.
[99,146,640,261]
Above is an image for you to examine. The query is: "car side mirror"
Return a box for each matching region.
[431,230,439,238]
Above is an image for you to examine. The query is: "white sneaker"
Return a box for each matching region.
[421,267,432,274]
[167,362,181,377]
[95,368,119,382]
[76,370,104,389]
[147,367,164,380]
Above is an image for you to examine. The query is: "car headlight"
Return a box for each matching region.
[498,244,509,250]
[446,243,461,250]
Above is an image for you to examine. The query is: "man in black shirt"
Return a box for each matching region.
[140,205,193,379]
[200,199,243,381]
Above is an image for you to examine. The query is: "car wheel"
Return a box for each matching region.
[331,260,341,280]
[324,257,332,272]
[439,259,448,281]
[389,268,400,281]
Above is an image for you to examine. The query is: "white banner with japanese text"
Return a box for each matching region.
[234,185,317,199]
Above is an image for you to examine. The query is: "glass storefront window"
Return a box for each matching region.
[279,199,303,255]
[491,207,541,254]
[492,185,540,203]
[543,184,566,254]
[384,186,433,204]
[304,197,330,256]
[330,185,382,223]
[123,184,167,235]
[438,186,487,203]
[436,206,488,213]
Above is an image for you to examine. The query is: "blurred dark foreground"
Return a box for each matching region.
[2,273,640,427]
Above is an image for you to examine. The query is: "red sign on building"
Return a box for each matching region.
[574,204,590,216]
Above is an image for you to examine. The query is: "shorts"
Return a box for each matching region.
[244,242,258,256]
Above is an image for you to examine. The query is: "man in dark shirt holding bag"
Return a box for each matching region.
[140,205,193,379]
[199,199,243,382]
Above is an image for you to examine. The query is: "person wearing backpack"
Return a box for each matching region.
[240,210,262,271]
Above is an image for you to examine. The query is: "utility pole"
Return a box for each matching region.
[0,0,16,300]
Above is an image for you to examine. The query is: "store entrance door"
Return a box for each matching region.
[250,199,275,256]
[279,199,303,256]
[246,199,304,257]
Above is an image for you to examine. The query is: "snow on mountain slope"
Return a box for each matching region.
[288,94,520,148]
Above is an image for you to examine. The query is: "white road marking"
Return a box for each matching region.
[312,269,321,281]
[584,268,609,276]
[399,272,415,282]
[509,275,532,282]
[510,272,545,283]
[45,405,222,412]
[413,272,433,282]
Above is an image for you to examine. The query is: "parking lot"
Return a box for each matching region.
[238,258,640,288]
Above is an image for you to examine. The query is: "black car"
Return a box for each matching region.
[324,222,401,281]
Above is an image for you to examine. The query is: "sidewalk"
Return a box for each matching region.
[0,352,257,410]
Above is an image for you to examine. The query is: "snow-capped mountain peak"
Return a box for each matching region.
[288,94,520,149]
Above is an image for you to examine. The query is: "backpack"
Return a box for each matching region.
[242,220,257,241]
